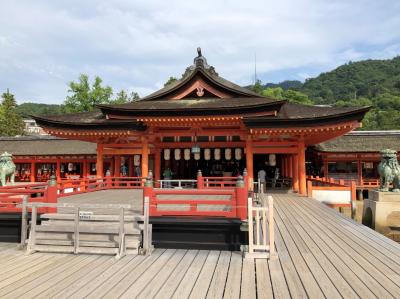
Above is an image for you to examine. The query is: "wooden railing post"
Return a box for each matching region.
[307,180,313,198]
[268,195,275,256]
[47,175,58,213]
[74,207,80,254]
[197,170,204,189]
[236,176,247,220]
[142,196,150,255]
[19,195,28,249]
[247,196,254,255]
[143,176,154,216]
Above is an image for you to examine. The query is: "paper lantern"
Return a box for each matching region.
[194,152,200,160]
[134,155,141,166]
[204,149,211,161]
[68,163,73,172]
[269,154,276,167]
[214,148,221,161]
[174,149,181,160]
[184,149,191,161]
[164,149,170,161]
[235,148,242,160]
[225,148,232,160]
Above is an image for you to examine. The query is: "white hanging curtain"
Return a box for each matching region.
[214,148,221,161]
[204,148,211,161]
[194,152,200,160]
[184,148,191,160]
[235,148,242,160]
[269,154,276,166]
[225,148,232,160]
[174,149,181,160]
[164,149,170,161]
[134,154,141,166]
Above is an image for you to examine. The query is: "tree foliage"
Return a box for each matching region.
[0,90,24,136]
[164,76,178,87]
[63,74,141,113]
[63,74,113,113]
[16,103,63,118]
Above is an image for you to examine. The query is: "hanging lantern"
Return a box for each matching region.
[214,148,221,161]
[68,163,73,172]
[235,148,242,160]
[194,152,200,160]
[164,149,170,161]
[204,149,211,161]
[225,148,232,160]
[134,154,141,166]
[269,154,276,167]
[184,149,191,161]
[174,149,181,160]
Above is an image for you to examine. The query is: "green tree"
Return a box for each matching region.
[261,87,313,105]
[113,90,140,104]
[63,74,113,113]
[250,79,264,94]
[0,90,24,136]
[164,76,178,87]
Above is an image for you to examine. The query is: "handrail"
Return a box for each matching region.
[246,193,275,259]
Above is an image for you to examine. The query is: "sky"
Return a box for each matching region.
[0,0,400,104]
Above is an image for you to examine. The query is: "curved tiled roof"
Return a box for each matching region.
[315,131,400,152]
[0,136,96,156]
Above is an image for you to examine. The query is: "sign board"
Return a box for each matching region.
[79,211,93,220]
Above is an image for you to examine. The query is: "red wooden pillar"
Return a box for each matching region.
[357,159,362,185]
[292,155,299,192]
[141,138,149,178]
[30,161,36,182]
[289,155,293,178]
[96,144,104,178]
[83,159,88,178]
[298,141,307,195]
[114,155,121,177]
[155,149,161,183]
[56,160,61,181]
[245,138,254,190]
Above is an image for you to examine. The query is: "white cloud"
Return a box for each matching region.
[0,0,399,103]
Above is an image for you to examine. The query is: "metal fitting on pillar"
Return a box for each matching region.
[144,175,153,187]
[236,175,245,187]
[48,175,57,186]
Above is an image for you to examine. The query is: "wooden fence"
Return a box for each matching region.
[246,194,275,259]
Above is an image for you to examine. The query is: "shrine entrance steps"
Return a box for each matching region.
[23,201,153,259]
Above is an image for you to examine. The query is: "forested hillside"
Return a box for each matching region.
[256,56,400,130]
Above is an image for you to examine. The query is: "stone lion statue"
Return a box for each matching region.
[378,149,400,192]
[0,152,16,186]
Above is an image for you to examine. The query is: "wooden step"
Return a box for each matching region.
[40,213,144,222]
[41,220,144,230]
[35,232,140,243]
[35,239,140,249]
[30,245,121,255]
[35,224,141,235]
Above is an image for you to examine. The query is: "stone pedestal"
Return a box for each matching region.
[363,190,400,235]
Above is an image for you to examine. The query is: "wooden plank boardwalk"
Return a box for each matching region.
[0,192,399,298]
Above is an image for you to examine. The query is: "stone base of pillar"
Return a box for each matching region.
[363,190,400,237]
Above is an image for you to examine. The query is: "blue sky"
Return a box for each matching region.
[0,0,399,104]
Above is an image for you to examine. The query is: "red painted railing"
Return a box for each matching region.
[57,177,144,196]
[307,176,356,207]
[0,183,50,213]
[143,177,248,220]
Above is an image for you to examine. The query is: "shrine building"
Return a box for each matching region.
[31,49,370,195]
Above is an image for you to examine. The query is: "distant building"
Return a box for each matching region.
[23,119,47,135]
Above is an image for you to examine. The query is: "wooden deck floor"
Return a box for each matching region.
[1,192,400,298]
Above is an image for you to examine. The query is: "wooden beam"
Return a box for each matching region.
[96,144,104,178]
[292,155,299,192]
[252,147,298,154]
[298,141,306,195]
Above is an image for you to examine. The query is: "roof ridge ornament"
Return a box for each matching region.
[182,47,218,78]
